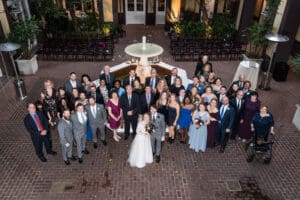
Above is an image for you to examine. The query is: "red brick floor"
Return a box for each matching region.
[0,25,299,200]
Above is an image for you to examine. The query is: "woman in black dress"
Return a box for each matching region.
[157,91,169,124]
[169,77,185,97]
[167,94,180,144]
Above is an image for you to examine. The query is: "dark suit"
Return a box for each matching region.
[140,92,156,114]
[216,94,227,107]
[194,61,212,76]
[64,80,82,95]
[232,80,244,90]
[123,76,140,87]
[100,73,115,90]
[90,88,105,105]
[24,112,52,159]
[215,105,235,150]
[230,98,245,139]
[165,75,179,88]
[145,77,160,89]
[120,93,140,138]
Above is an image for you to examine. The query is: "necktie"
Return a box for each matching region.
[92,106,96,118]
[239,81,243,88]
[150,78,154,89]
[80,112,85,124]
[106,74,110,84]
[152,115,156,123]
[128,95,131,106]
[220,106,225,119]
[34,114,44,131]
[147,94,150,105]
[130,78,134,86]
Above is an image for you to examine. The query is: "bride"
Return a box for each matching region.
[128,113,153,168]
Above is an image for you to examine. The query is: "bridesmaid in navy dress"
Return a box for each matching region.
[177,97,194,144]
[238,92,260,142]
[206,99,219,148]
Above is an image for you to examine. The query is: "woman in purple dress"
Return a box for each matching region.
[107,91,122,142]
[206,98,219,148]
[238,92,260,142]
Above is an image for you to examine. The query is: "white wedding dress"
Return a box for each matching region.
[128,121,153,168]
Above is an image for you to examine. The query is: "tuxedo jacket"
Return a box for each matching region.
[165,75,179,88]
[99,73,115,90]
[145,77,160,88]
[120,93,140,118]
[123,76,140,87]
[64,80,83,95]
[140,92,156,114]
[89,87,104,105]
[232,80,244,90]
[24,112,49,137]
[218,105,235,131]
[230,98,245,119]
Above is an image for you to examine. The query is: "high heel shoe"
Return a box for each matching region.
[113,135,119,142]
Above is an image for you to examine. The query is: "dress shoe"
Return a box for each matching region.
[101,140,107,146]
[68,156,77,161]
[94,143,98,149]
[83,148,89,154]
[124,135,129,140]
[156,155,161,163]
[47,151,57,155]
[39,156,47,162]
[78,158,83,163]
[64,160,71,165]
[219,148,225,153]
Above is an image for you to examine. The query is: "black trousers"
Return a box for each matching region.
[31,135,51,158]
[124,117,138,138]
[215,124,228,149]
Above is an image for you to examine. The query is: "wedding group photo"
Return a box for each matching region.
[0,0,299,200]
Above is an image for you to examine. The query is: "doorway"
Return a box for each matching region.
[125,0,146,24]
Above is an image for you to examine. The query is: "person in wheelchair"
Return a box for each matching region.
[251,105,275,143]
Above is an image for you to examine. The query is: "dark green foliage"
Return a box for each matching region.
[211,14,236,37]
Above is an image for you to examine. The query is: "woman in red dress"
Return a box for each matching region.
[107,91,122,142]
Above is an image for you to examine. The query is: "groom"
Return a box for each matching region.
[150,105,165,163]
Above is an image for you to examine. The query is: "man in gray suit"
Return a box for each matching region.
[71,103,88,163]
[86,96,107,149]
[150,105,165,163]
[57,109,76,165]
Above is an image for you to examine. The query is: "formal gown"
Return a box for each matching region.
[238,99,260,139]
[177,108,192,129]
[188,111,208,152]
[207,111,219,148]
[128,121,153,168]
[107,100,121,129]
[167,106,177,126]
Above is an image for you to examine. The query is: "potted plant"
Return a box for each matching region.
[101,23,112,36]
[8,17,40,75]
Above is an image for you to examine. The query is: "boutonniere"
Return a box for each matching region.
[157,115,160,119]
[97,107,100,110]
[247,92,250,95]
[265,113,270,117]
[227,108,230,111]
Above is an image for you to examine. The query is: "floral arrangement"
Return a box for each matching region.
[195,118,205,129]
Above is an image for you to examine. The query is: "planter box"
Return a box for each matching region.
[16,55,38,75]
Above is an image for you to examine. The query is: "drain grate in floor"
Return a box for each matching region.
[225,181,242,192]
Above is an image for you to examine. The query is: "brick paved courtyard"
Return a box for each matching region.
[0,25,299,200]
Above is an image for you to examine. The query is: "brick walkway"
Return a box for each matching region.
[0,25,299,200]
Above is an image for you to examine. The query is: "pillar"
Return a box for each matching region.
[237,0,257,33]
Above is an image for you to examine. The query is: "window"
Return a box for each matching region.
[128,0,134,11]
[157,0,165,12]
[136,0,144,11]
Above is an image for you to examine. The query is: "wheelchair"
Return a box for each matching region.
[245,133,275,164]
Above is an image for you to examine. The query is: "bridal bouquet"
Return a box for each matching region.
[145,123,155,135]
[195,118,205,129]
